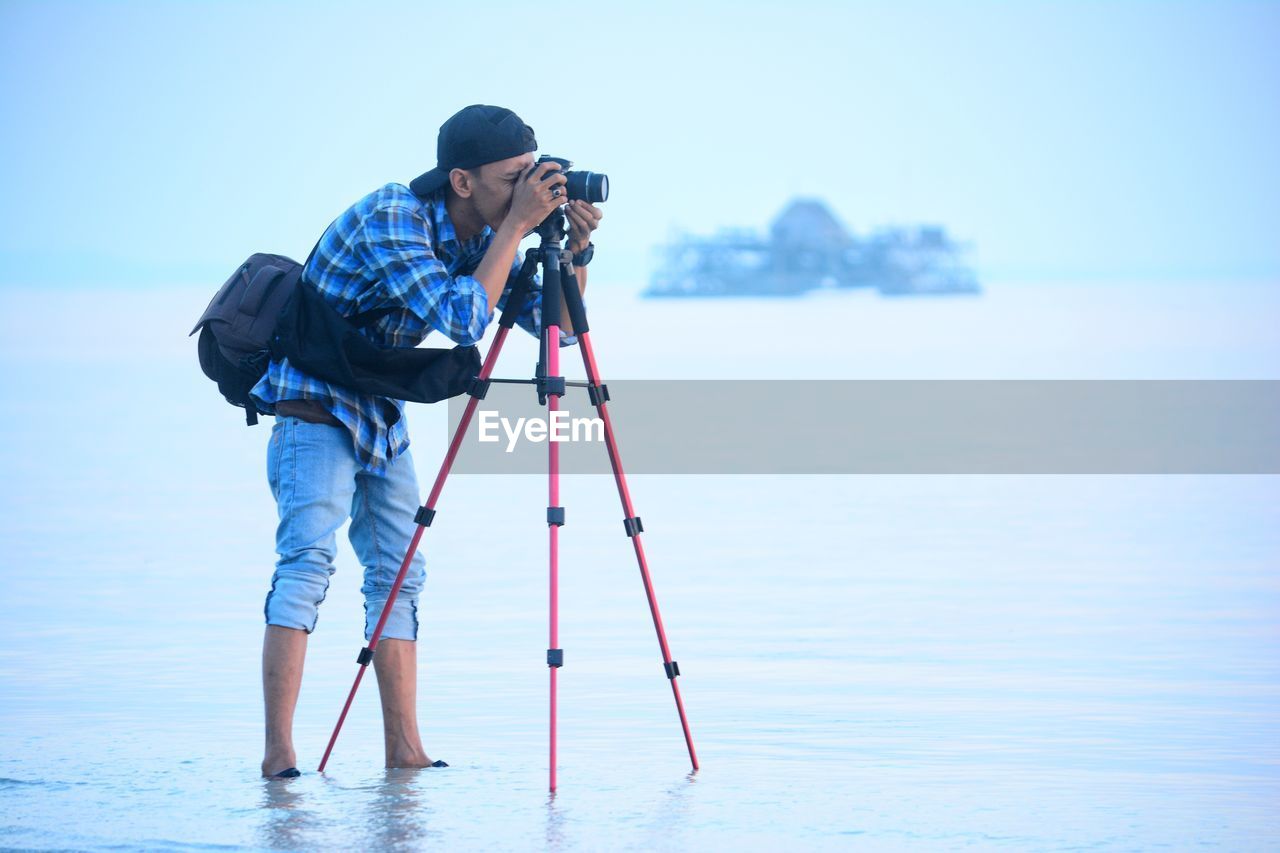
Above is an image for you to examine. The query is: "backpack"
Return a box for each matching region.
[191,251,485,425]
[191,252,305,425]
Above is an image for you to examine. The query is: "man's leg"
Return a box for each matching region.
[349,446,431,768]
[262,625,307,776]
[261,417,358,776]
[372,638,431,767]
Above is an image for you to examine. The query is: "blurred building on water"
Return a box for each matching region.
[646,199,980,298]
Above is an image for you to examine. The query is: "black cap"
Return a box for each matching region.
[409,105,537,198]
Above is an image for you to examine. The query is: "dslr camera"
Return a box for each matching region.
[537,156,609,204]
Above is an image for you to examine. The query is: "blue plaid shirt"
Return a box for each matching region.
[250,183,575,475]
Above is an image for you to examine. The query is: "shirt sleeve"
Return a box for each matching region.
[496,254,580,347]
[355,203,493,346]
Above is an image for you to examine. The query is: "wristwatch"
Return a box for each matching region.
[572,242,595,267]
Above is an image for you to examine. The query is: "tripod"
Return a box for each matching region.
[316,209,698,790]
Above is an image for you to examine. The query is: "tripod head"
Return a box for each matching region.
[533,206,568,246]
[528,209,571,405]
[502,203,590,405]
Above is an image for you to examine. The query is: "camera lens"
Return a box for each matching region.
[565,171,608,204]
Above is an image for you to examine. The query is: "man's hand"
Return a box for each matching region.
[507,161,569,233]
[566,199,603,255]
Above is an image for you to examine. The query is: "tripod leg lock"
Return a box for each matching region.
[587,382,611,406]
[623,515,644,537]
[547,506,565,526]
[414,506,436,527]
[664,660,680,679]
[537,376,566,398]
[547,648,564,668]
[467,377,491,400]
[357,647,375,667]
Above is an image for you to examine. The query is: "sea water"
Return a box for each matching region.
[0,280,1277,850]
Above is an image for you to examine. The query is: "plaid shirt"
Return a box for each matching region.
[250,183,574,475]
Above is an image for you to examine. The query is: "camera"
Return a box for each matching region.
[537,155,609,204]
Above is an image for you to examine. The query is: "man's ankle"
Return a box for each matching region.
[263,741,296,762]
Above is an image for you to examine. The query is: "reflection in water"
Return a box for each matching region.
[259,778,311,851]
[364,768,439,849]
[641,769,699,843]
[257,769,443,850]
[545,790,565,850]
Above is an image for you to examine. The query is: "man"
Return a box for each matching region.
[249,105,603,778]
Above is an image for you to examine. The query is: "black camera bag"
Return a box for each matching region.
[191,251,481,425]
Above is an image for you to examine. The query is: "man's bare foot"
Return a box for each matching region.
[262,746,298,778]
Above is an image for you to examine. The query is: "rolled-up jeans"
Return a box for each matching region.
[264,416,426,641]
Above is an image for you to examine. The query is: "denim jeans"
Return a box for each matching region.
[264,416,426,641]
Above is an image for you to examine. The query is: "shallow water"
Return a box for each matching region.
[0,281,1277,850]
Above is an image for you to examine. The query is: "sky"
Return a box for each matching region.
[0,0,1277,287]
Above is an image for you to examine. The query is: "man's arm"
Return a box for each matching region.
[472,161,570,313]
[354,162,569,346]
[356,204,494,347]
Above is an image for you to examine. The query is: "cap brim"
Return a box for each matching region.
[409,167,450,198]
